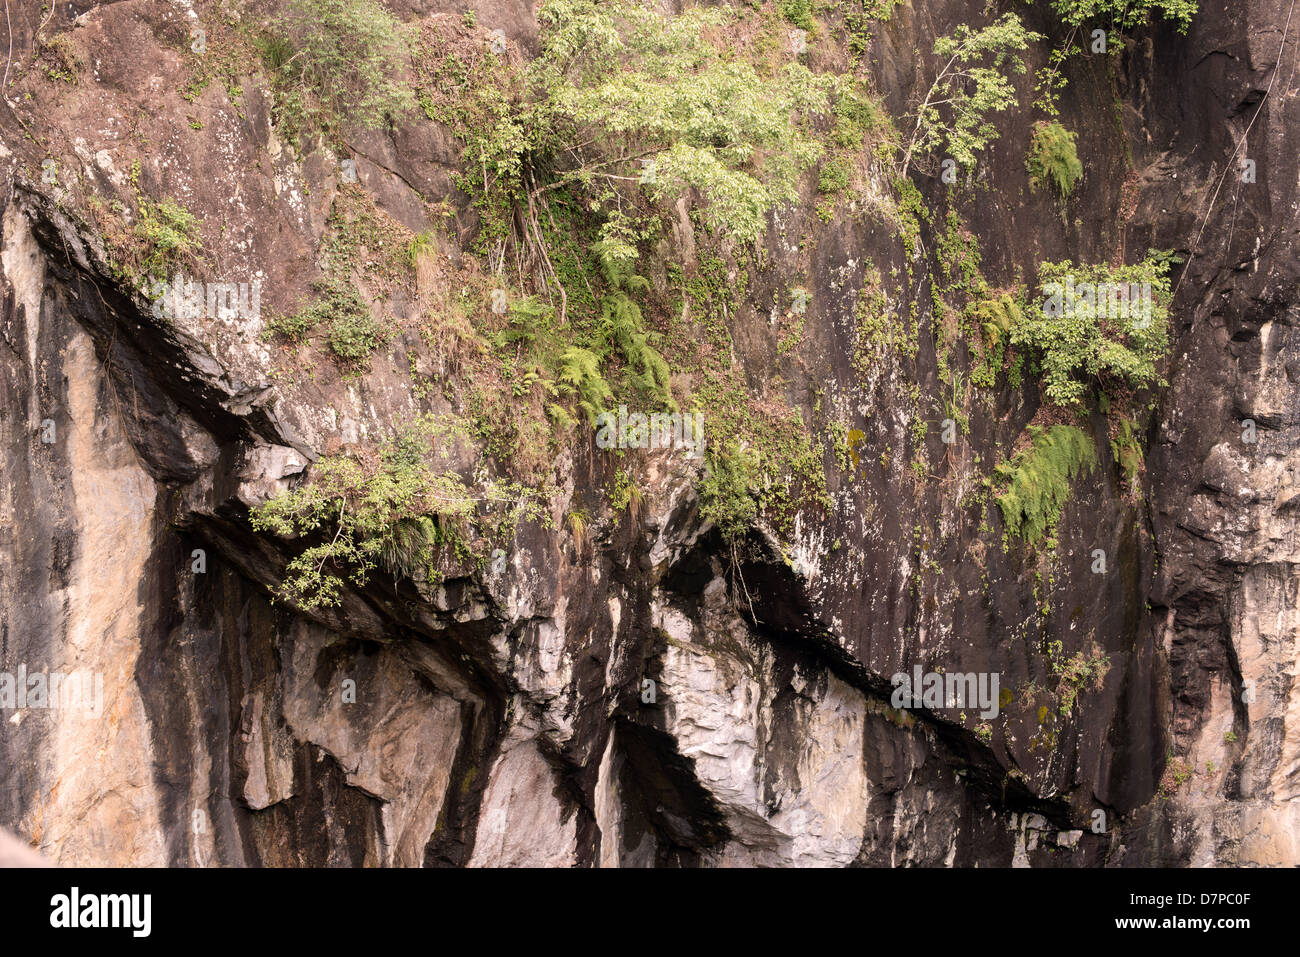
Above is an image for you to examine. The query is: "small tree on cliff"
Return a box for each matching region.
[899,13,1043,178]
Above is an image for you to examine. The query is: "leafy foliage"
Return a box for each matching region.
[818,156,853,194]
[269,275,390,369]
[261,0,416,144]
[325,298,389,365]
[969,293,1022,344]
[700,440,760,545]
[135,199,202,282]
[844,0,905,60]
[1010,254,1173,407]
[994,425,1097,544]
[778,0,816,32]
[606,467,644,519]
[446,0,842,245]
[407,1,892,518]
[406,231,436,268]
[1027,120,1083,199]
[1048,0,1197,33]
[1047,639,1111,716]
[900,13,1043,176]
[251,417,542,610]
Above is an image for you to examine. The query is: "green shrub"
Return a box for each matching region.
[1048,639,1110,716]
[405,231,436,268]
[494,295,555,353]
[251,417,541,609]
[327,306,388,364]
[251,424,470,608]
[269,276,389,367]
[818,155,852,194]
[700,440,759,545]
[969,293,1022,344]
[994,425,1096,544]
[779,0,816,32]
[266,306,318,343]
[1027,121,1083,199]
[832,83,895,150]
[135,199,202,281]
[1010,254,1173,408]
[261,0,416,145]
[523,0,840,244]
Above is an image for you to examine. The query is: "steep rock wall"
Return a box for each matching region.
[0,0,1295,867]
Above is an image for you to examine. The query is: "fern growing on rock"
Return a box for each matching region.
[1027,120,1083,199]
[994,425,1096,545]
[556,346,614,425]
[594,246,675,411]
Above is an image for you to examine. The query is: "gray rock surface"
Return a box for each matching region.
[0,0,1296,867]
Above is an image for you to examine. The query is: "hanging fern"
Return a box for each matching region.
[700,440,760,545]
[594,245,675,410]
[1026,120,1083,200]
[556,346,614,424]
[377,515,442,583]
[994,425,1096,545]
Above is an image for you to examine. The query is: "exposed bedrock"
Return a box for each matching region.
[0,0,1296,866]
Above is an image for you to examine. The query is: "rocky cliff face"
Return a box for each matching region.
[0,0,1297,867]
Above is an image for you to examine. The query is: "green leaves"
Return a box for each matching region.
[594,248,674,411]
[529,0,835,244]
[135,199,202,282]
[1011,255,1173,408]
[269,275,389,369]
[1026,120,1083,199]
[556,346,614,424]
[901,13,1043,177]
[1048,0,1197,33]
[262,0,416,145]
[700,440,760,545]
[778,0,816,32]
[994,425,1097,544]
[251,417,541,610]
